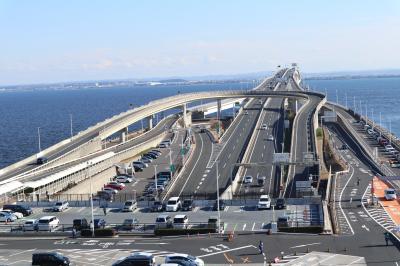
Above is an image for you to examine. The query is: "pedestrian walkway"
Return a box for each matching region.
[371,177,400,225]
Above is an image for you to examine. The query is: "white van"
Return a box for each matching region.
[384,189,397,201]
[166,197,181,212]
[38,216,60,231]
[173,215,188,229]
[155,214,172,229]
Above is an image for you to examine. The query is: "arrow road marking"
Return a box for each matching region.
[290,242,321,249]
[361,225,370,232]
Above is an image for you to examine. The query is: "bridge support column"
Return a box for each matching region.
[147,116,153,130]
[182,104,189,128]
[120,127,128,142]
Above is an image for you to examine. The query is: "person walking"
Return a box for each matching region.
[385,232,390,246]
[72,227,76,239]
[258,240,264,254]
[103,206,107,216]
[357,177,361,186]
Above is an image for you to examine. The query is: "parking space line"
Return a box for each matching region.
[242,223,247,231]
[251,222,255,231]
[77,207,85,213]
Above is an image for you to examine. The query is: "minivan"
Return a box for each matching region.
[173,215,188,229]
[166,197,181,212]
[3,204,32,216]
[32,252,70,266]
[155,214,172,228]
[38,216,60,231]
[73,218,89,230]
[112,252,155,266]
[123,200,137,212]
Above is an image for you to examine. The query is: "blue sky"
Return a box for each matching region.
[0,0,399,85]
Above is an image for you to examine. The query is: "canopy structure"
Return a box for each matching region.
[0,180,24,195]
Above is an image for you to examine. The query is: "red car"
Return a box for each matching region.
[104,181,125,190]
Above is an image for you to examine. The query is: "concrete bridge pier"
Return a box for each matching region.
[147,115,153,130]
[120,127,128,142]
[217,99,222,137]
[182,103,189,128]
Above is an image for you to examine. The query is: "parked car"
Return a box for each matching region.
[141,156,153,163]
[37,216,60,231]
[158,171,172,180]
[121,218,139,230]
[165,254,204,266]
[23,219,38,231]
[132,161,148,168]
[52,201,69,212]
[112,252,155,266]
[277,216,292,228]
[0,212,16,223]
[0,209,23,219]
[243,176,253,184]
[147,151,160,157]
[385,188,397,201]
[73,218,89,230]
[267,135,274,141]
[151,201,165,212]
[213,199,225,211]
[145,153,158,159]
[103,187,118,195]
[2,204,32,216]
[275,198,286,209]
[115,176,133,183]
[181,199,194,211]
[96,191,113,201]
[166,197,181,212]
[36,157,48,165]
[158,143,168,148]
[105,181,125,190]
[155,214,172,229]
[92,218,106,229]
[173,215,188,229]
[389,160,400,168]
[122,200,137,212]
[257,195,271,210]
[150,149,162,155]
[32,252,70,266]
[261,124,268,130]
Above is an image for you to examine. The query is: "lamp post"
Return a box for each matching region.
[37,127,42,152]
[168,148,173,179]
[154,165,158,200]
[69,114,73,140]
[216,160,221,234]
[87,161,94,237]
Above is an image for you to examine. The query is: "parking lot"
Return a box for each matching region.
[0,201,321,235]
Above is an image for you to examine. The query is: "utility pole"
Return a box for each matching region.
[88,162,94,237]
[154,165,158,200]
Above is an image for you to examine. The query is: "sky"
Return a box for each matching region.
[0,0,400,85]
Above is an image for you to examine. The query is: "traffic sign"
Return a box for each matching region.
[273,153,290,164]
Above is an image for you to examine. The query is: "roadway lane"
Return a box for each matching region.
[19,115,179,184]
[285,78,320,198]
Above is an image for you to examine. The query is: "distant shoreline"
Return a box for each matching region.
[305,74,400,81]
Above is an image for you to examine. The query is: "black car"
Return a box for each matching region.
[32,252,70,266]
[341,144,348,150]
[213,200,225,211]
[181,199,194,211]
[151,201,165,212]
[73,218,89,230]
[133,165,144,172]
[36,157,48,165]
[157,171,171,179]
[275,198,286,209]
[144,153,157,159]
[2,204,32,216]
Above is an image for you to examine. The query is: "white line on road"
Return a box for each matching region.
[223,163,226,168]
[198,245,256,258]
[290,242,321,249]
[361,224,370,232]
[242,224,247,231]
[251,222,256,231]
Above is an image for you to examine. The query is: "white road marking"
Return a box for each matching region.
[361,224,370,232]
[251,222,256,231]
[242,224,247,231]
[77,207,85,213]
[197,245,255,258]
[223,163,226,168]
[290,242,320,249]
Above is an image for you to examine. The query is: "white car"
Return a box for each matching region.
[257,195,271,210]
[165,253,204,266]
[243,176,253,184]
[384,189,397,201]
[52,201,69,212]
[37,216,60,231]
[0,212,16,222]
[23,219,38,231]
[166,197,181,212]
[0,209,23,219]
[115,176,133,183]
[122,200,137,212]
[261,124,268,130]
[172,215,189,229]
[267,135,274,141]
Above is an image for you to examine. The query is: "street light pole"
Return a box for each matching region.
[168,148,173,179]
[37,127,42,152]
[70,114,73,140]
[154,165,158,200]
[87,162,94,237]
[216,160,221,234]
